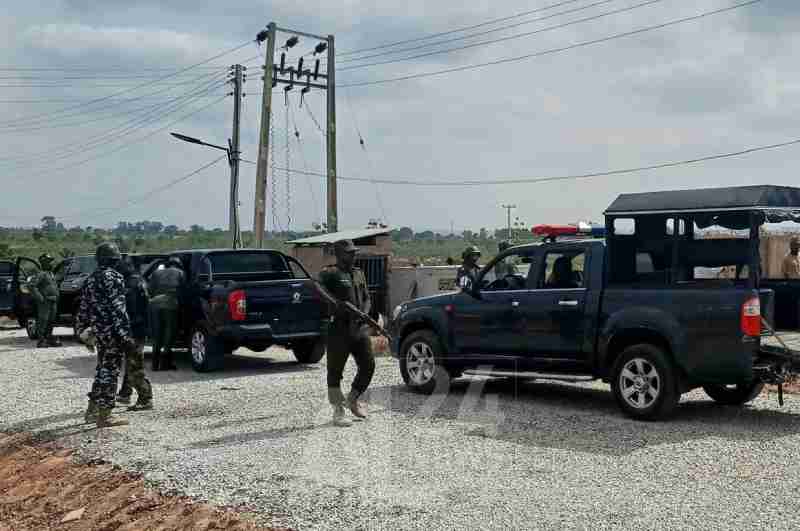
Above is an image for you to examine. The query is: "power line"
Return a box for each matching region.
[340,0,666,72]
[0,75,227,164]
[242,135,800,186]
[0,70,226,130]
[289,100,321,224]
[0,40,250,128]
[339,0,761,87]
[342,88,388,223]
[338,0,621,65]
[4,94,227,181]
[337,0,589,57]
[0,77,226,134]
[60,155,227,221]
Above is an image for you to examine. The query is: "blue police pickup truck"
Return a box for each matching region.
[144,249,327,372]
[391,185,800,420]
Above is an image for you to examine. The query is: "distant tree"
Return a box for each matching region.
[134,236,146,248]
[396,227,413,241]
[415,231,434,241]
[68,226,83,233]
[164,225,179,236]
[0,243,10,258]
[41,216,57,232]
[190,224,204,234]
[32,230,43,241]
[479,228,488,240]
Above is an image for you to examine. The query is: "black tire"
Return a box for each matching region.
[189,326,225,372]
[611,343,679,421]
[703,382,764,405]
[24,317,39,340]
[292,339,326,364]
[399,330,451,394]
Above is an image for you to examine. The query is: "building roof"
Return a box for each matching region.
[605,185,800,215]
[287,228,391,246]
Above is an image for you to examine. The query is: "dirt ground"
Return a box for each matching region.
[0,433,287,531]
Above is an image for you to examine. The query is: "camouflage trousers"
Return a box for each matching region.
[118,339,152,402]
[88,342,124,409]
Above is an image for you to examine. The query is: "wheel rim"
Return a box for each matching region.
[619,357,661,410]
[405,341,436,386]
[191,331,206,365]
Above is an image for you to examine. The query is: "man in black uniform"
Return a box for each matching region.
[456,245,482,291]
[319,240,375,427]
[147,256,184,371]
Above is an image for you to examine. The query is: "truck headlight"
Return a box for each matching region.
[392,304,405,321]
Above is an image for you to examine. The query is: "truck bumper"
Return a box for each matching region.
[217,323,321,346]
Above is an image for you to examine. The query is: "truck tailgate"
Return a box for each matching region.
[243,280,322,335]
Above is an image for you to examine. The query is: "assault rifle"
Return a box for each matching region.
[310,280,393,341]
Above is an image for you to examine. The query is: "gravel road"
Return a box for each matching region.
[3,324,800,530]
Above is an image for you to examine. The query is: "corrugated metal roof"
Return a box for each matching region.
[287,228,391,246]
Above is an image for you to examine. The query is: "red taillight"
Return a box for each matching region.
[229,290,247,321]
[741,295,761,337]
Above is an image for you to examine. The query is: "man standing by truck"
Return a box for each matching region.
[456,246,482,291]
[782,236,800,279]
[77,242,133,428]
[115,258,154,411]
[29,253,61,348]
[148,257,184,371]
[319,240,375,427]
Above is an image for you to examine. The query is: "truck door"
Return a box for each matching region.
[0,260,14,316]
[514,245,591,362]
[452,247,537,361]
[13,257,41,324]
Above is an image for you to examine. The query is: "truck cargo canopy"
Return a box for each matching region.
[606,185,800,215]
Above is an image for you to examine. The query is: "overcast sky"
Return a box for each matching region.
[0,0,796,233]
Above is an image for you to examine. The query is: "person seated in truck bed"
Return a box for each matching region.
[782,237,800,279]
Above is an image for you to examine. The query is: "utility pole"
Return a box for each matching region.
[254,23,334,242]
[325,34,337,233]
[501,204,517,240]
[254,23,277,248]
[229,64,244,249]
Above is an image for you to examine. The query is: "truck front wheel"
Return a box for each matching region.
[190,327,225,372]
[703,382,764,405]
[399,330,450,394]
[611,343,679,421]
[292,339,326,363]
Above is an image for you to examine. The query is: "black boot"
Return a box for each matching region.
[152,347,162,372]
[164,349,177,371]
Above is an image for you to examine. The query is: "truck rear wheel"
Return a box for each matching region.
[190,327,225,372]
[399,330,450,394]
[611,343,679,421]
[703,382,764,405]
[292,339,325,363]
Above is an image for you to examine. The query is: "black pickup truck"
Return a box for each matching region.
[0,260,15,319]
[391,185,800,420]
[13,253,165,338]
[144,249,326,372]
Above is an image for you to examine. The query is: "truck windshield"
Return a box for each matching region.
[208,252,290,277]
[67,256,97,276]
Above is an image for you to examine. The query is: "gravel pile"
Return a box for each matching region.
[3,325,800,530]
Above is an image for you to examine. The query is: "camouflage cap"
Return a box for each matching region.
[333,239,359,253]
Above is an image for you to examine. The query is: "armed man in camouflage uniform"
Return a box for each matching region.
[115,258,154,411]
[319,240,376,427]
[77,242,135,428]
[29,253,61,348]
[456,246,482,291]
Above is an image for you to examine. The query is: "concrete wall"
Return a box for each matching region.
[389,266,460,314]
